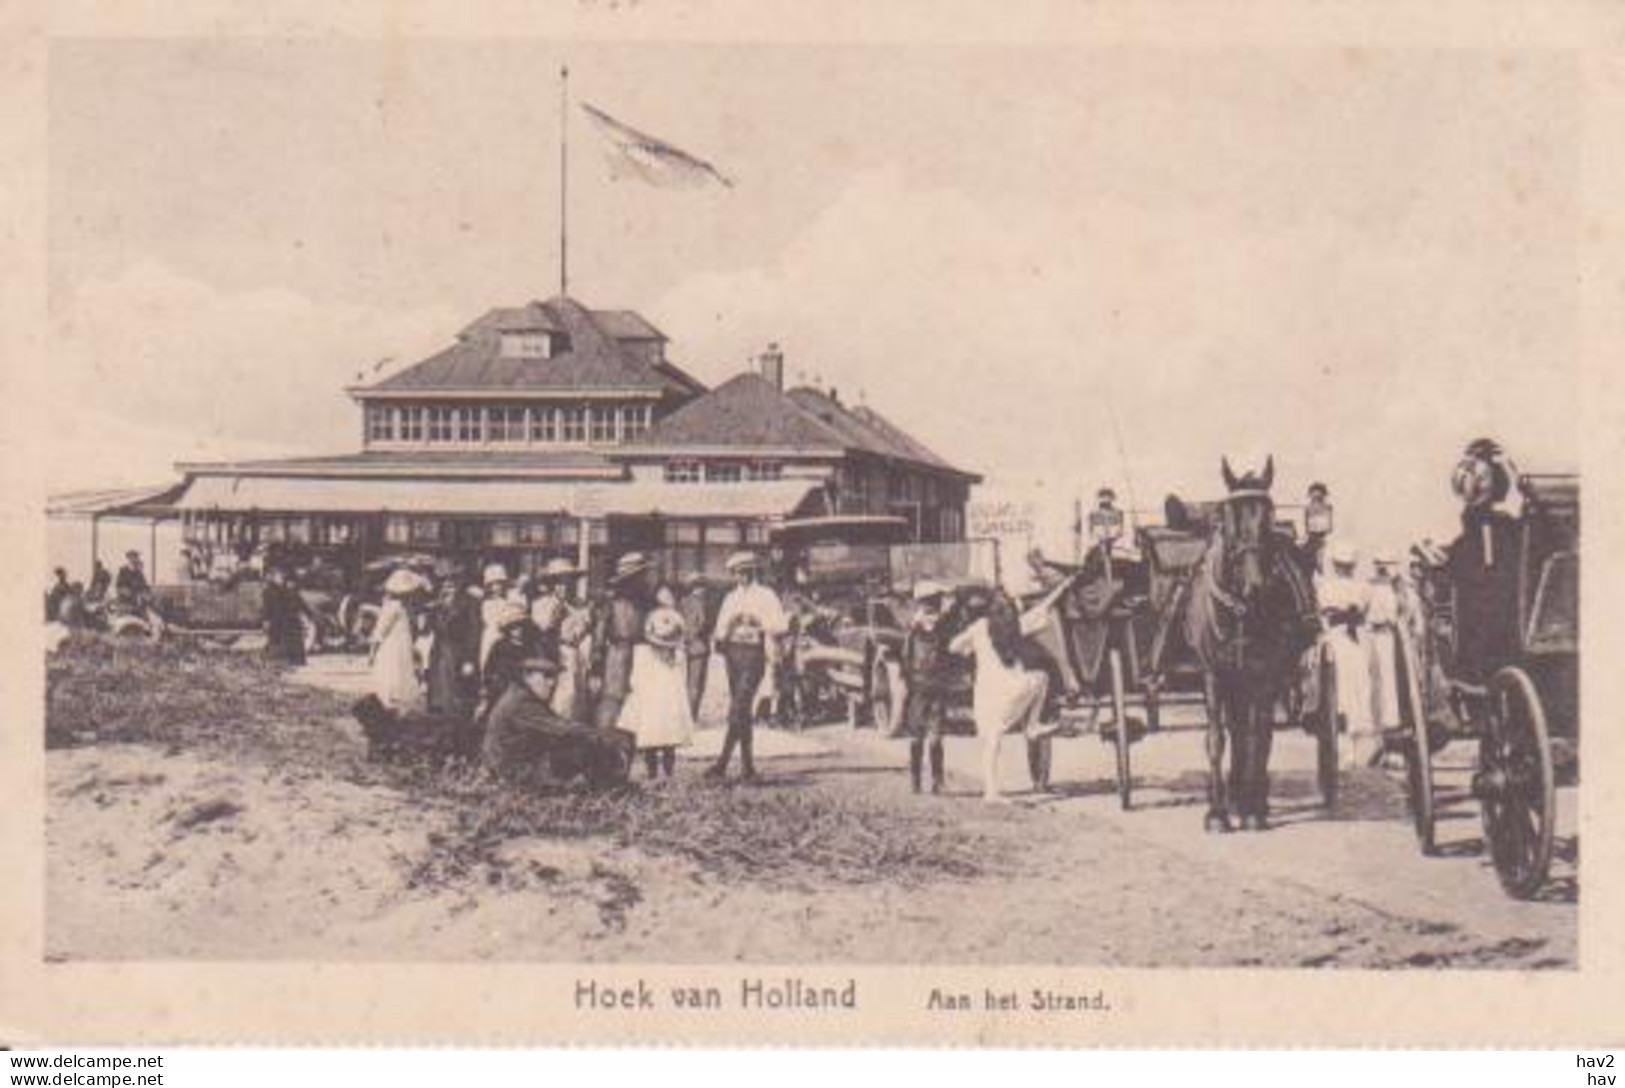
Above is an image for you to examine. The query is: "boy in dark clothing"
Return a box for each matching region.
[45,568,70,622]
[87,560,111,603]
[902,581,954,794]
[115,551,151,607]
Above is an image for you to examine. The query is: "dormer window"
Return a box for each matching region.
[500,331,559,359]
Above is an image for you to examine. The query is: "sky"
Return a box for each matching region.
[47,40,1580,557]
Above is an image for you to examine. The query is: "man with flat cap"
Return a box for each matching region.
[706,550,788,781]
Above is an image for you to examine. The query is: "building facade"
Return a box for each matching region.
[146,295,978,586]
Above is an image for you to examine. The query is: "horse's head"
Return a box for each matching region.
[1217,455,1277,604]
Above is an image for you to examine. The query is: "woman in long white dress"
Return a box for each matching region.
[616,608,695,780]
[949,590,1052,803]
[1365,560,1404,738]
[1316,544,1374,769]
[371,569,424,714]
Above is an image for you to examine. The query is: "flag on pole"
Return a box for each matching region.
[579,102,734,189]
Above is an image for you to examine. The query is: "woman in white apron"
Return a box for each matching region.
[1316,544,1374,769]
[949,590,1053,803]
[1366,559,1404,738]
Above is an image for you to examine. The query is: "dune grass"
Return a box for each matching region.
[47,635,997,890]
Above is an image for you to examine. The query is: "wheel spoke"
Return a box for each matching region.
[1512,802,1539,867]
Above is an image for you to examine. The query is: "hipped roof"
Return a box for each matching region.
[634,373,979,481]
[355,296,703,397]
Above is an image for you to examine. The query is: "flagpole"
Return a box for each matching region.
[559,64,569,297]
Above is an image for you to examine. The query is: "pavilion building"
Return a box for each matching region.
[110,294,980,585]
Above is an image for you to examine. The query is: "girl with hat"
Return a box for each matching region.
[371,567,427,714]
[617,607,696,779]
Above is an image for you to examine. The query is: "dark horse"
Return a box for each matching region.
[1184,457,1318,832]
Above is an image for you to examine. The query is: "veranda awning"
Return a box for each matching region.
[172,474,821,520]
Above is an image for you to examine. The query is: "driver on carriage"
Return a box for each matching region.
[1439,437,1524,681]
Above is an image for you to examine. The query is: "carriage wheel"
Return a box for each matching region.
[1108,648,1133,810]
[1316,650,1339,808]
[1405,697,1437,855]
[1396,625,1435,855]
[1477,667,1556,899]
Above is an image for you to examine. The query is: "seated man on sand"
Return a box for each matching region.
[481,647,634,792]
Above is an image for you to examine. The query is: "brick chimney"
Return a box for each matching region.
[759,342,785,390]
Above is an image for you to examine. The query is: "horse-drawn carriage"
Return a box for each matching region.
[1022,483,1330,814]
[1400,472,1579,899]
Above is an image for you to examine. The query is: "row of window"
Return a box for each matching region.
[184,512,776,552]
[365,403,652,445]
[383,516,604,548]
[663,460,784,484]
[842,465,961,508]
[183,513,357,547]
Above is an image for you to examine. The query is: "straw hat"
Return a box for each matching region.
[644,607,686,649]
[383,568,425,597]
[482,562,510,587]
[610,552,654,583]
[724,550,762,574]
[912,578,948,602]
[538,557,581,582]
[1328,541,1360,569]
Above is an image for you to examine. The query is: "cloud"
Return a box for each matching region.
[653,165,1578,556]
[48,260,458,489]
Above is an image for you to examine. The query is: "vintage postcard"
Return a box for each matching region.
[2,0,1623,1048]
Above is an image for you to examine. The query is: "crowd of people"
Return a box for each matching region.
[349,548,792,789]
[1314,543,1419,769]
[45,501,1448,803]
[349,545,1071,801]
[44,551,155,633]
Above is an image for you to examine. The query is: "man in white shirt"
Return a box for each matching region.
[705,551,788,781]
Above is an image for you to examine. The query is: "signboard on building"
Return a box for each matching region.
[969,500,1037,540]
[572,485,609,519]
[967,498,1039,590]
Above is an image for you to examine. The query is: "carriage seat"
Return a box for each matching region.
[1163,494,1221,534]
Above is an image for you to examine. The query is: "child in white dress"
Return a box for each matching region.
[618,607,695,779]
